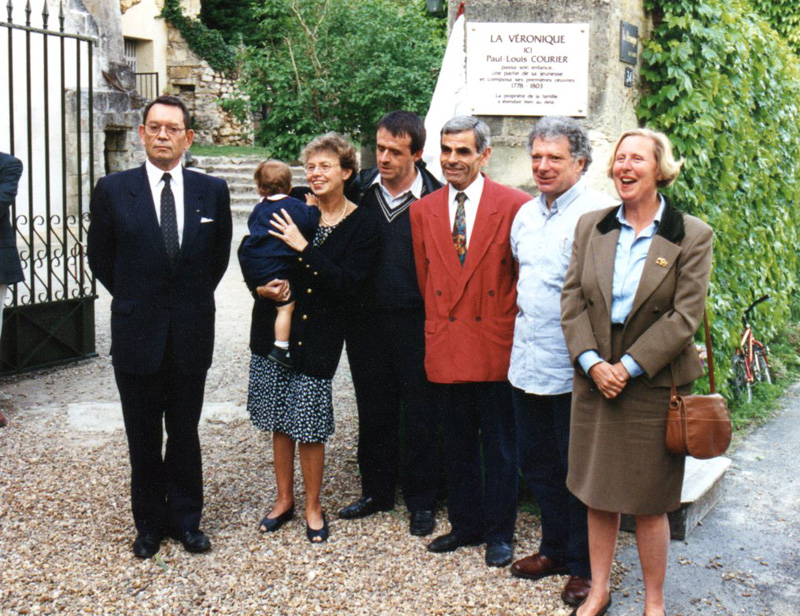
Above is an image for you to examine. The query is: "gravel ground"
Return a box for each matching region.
[0,215,630,615]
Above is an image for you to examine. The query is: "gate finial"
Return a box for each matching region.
[42,0,48,29]
[58,0,63,32]
[6,1,12,24]
[24,0,29,26]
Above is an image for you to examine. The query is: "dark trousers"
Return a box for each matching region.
[114,336,207,537]
[346,309,440,511]
[436,381,518,543]
[513,388,590,578]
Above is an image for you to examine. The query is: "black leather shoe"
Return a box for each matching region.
[259,507,294,533]
[427,532,481,553]
[133,532,162,559]
[485,541,514,567]
[174,530,211,554]
[409,510,436,536]
[338,496,392,519]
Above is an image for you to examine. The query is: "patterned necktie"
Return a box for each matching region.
[161,172,179,267]
[452,191,467,265]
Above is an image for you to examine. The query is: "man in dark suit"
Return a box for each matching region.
[0,152,24,428]
[340,111,442,536]
[410,116,531,567]
[87,95,232,558]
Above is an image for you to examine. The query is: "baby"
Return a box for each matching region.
[238,160,319,367]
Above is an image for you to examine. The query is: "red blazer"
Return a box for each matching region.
[410,176,530,383]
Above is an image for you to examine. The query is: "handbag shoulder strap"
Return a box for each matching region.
[703,310,716,393]
[671,309,715,396]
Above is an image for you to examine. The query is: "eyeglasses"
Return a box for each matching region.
[304,162,340,174]
[144,123,186,137]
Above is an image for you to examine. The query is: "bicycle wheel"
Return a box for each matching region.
[732,355,752,404]
[755,347,772,385]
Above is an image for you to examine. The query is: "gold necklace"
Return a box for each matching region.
[321,197,348,226]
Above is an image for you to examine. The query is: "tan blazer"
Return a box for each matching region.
[561,198,713,388]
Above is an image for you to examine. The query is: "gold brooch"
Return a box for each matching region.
[656,257,668,267]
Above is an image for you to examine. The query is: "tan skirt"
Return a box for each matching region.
[567,326,686,515]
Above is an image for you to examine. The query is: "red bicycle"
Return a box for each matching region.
[731,295,772,403]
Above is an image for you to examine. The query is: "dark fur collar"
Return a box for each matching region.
[596,194,685,244]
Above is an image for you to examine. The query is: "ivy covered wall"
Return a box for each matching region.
[639,0,800,391]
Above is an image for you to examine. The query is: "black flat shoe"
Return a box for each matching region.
[569,593,612,616]
[133,532,163,559]
[259,506,294,533]
[306,511,329,543]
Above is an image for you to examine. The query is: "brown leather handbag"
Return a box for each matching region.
[666,311,732,459]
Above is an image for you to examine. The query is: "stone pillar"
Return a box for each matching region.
[447,0,648,194]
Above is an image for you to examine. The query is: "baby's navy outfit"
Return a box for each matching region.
[238,194,320,297]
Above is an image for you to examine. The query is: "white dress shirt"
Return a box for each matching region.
[145,159,185,246]
[447,173,484,247]
[371,169,423,209]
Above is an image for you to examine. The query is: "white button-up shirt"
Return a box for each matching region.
[509,179,617,395]
[371,169,423,208]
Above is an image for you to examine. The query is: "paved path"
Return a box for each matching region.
[613,385,800,616]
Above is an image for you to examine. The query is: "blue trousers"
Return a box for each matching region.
[513,388,590,578]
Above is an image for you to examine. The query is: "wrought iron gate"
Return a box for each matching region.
[0,1,97,374]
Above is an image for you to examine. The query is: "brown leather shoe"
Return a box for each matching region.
[561,575,592,606]
[510,552,569,580]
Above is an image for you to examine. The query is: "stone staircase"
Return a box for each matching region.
[190,155,307,218]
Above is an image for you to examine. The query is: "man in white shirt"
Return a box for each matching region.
[88,95,231,559]
[340,111,442,537]
[410,116,531,567]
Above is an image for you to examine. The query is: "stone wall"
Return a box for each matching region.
[164,0,253,147]
[445,0,648,195]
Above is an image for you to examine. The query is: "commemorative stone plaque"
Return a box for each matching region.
[466,22,590,116]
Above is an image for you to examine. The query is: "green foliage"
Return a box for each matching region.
[240,0,446,159]
[199,0,259,45]
[161,0,237,75]
[749,0,800,56]
[640,0,800,397]
[217,97,249,123]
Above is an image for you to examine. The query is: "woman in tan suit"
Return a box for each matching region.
[561,129,712,616]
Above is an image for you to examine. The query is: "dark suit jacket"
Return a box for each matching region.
[0,153,24,285]
[87,165,232,375]
[561,197,713,388]
[410,176,531,384]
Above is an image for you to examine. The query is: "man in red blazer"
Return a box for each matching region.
[410,116,531,567]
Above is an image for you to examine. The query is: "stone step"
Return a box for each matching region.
[190,155,309,221]
[620,455,732,540]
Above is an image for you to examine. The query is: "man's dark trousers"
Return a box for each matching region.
[436,381,518,542]
[115,334,207,536]
[346,308,440,511]
[513,388,590,577]
[87,164,231,539]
